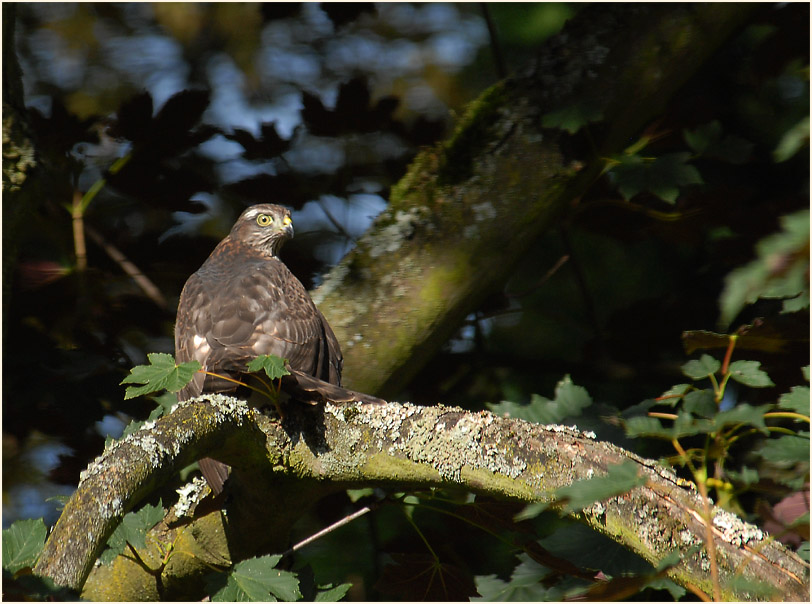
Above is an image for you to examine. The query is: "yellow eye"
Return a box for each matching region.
[256,214,273,227]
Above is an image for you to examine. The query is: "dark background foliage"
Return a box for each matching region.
[3,3,809,600]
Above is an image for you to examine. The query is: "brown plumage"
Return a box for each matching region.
[175,203,343,493]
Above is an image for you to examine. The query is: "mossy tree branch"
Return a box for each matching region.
[311,3,758,398]
[35,397,809,600]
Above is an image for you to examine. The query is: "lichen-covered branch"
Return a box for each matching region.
[311,4,757,398]
[37,397,809,600]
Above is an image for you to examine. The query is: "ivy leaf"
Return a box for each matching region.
[727,360,775,388]
[209,555,301,602]
[487,375,592,424]
[2,518,48,573]
[610,152,703,204]
[101,501,164,565]
[120,353,201,400]
[778,386,810,415]
[682,354,721,380]
[555,461,647,513]
[247,354,290,381]
[541,101,603,134]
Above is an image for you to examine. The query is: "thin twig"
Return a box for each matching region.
[559,227,603,341]
[316,198,354,242]
[84,224,168,309]
[72,190,87,272]
[281,504,376,557]
[505,254,570,299]
[480,3,506,79]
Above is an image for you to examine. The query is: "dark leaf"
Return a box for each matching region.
[376,553,478,601]
[320,3,375,28]
[260,3,301,21]
[681,354,721,380]
[610,152,703,203]
[488,375,592,424]
[111,90,154,141]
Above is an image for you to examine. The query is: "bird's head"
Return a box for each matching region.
[231,204,294,257]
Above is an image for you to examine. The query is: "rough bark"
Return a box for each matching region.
[311,3,758,398]
[35,397,809,601]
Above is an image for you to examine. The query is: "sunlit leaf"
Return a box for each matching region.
[209,555,301,602]
[120,353,201,400]
[727,360,775,388]
[2,518,47,573]
[247,354,290,381]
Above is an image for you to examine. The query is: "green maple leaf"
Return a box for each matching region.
[247,354,290,381]
[208,555,301,602]
[120,353,201,400]
[2,518,47,574]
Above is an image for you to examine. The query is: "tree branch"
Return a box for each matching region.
[311,3,758,398]
[35,396,808,600]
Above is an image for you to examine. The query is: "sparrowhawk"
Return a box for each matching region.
[175,203,343,493]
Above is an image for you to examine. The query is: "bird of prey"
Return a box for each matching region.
[174,203,343,494]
